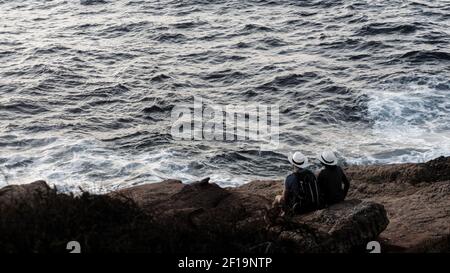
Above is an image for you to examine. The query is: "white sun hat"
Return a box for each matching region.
[288,151,309,168]
[319,150,338,166]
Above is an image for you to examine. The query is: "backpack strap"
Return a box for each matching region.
[298,170,321,208]
[293,172,305,197]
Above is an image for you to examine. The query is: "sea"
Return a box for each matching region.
[0,0,449,192]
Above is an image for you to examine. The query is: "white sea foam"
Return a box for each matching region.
[2,79,449,193]
[349,81,450,164]
[0,135,258,193]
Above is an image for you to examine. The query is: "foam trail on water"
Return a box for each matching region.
[0,135,266,192]
[352,81,450,164]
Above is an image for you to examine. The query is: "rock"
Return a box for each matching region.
[0,180,51,208]
[232,179,283,200]
[115,179,388,253]
[240,157,450,252]
[346,156,450,252]
[374,182,450,252]
[2,156,449,253]
[110,179,184,210]
[269,200,389,253]
[0,178,390,253]
[112,178,230,216]
[346,156,450,185]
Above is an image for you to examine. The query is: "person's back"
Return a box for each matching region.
[272,151,321,216]
[317,150,350,206]
[284,168,321,214]
[318,165,349,205]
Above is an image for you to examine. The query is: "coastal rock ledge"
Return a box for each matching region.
[114,178,389,253]
[1,156,449,253]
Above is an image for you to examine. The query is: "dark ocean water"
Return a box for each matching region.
[0,0,449,192]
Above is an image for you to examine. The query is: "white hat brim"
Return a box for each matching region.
[288,152,308,168]
[318,155,337,165]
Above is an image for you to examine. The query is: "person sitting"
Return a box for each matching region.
[273,151,321,215]
[317,150,350,207]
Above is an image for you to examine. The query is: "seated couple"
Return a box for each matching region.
[274,150,350,215]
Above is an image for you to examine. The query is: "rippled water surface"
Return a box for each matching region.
[1,0,449,191]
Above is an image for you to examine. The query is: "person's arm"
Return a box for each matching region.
[341,168,350,198]
[282,175,297,212]
[283,177,290,206]
[316,171,326,208]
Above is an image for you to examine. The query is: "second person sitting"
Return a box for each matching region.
[317,150,350,207]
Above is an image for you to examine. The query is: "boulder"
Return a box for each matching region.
[0,180,51,208]
[270,200,389,253]
[346,156,450,252]
[111,179,185,210]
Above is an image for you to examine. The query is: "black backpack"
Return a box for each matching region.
[291,170,321,214]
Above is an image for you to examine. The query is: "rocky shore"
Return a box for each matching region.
[0,157,449,253]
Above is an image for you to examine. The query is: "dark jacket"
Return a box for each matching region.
[284,169,321,214]
[317,165,350,206]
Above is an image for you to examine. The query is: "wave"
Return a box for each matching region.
[0,101,49,115]
[200,69,247,83]
[171,20,208,29]
[154,33,187,43]
[358,23,419,35]
[32,45,71,55]
[356,40,390,50]
[99,22,150,38]
[258,72,318,90]
[361,79,450,164]
[89,84,130,98]
[151,74,172,82]
[80,0,107,5]
[258,37,287,47]
[141,104,173,114]
[242,23,273,33]
[400,50,450,62]
[0,136,276,192]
